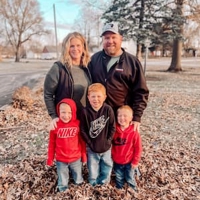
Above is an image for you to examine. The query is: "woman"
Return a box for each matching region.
[44,32,91,129]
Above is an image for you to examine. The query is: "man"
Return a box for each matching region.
[88,22,149,132]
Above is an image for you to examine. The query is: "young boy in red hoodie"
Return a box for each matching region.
[112,105,142,191]
[46,98,86,192]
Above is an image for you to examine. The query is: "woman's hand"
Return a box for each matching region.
[49,117,59,131]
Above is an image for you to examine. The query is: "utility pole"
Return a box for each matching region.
[53,4,58,59]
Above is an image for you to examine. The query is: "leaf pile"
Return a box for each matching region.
[0,68,200,200]
[12,86,34,110]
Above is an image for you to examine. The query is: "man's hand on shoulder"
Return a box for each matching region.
[132,121,140,132]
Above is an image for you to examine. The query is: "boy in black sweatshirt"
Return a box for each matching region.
[81,83,116,186]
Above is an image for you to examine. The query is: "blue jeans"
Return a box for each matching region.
[113,162,137,190]
[56,159,83,192]
[87,147,113,186]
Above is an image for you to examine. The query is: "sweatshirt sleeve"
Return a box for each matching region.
[131,132,142,166]
[80,109,92,147]
[108,106,116,141]
[46,130,57,166]
[44,63,60,119]
[79,134,87,163]
[131,57,149,122]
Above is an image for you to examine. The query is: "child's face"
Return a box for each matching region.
[117,109,132,128]
[88,91,106,111]
[59,103,72,123]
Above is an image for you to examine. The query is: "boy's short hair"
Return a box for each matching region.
[59,102,70,109]
[117,105,133,115]
[88,83,106,95]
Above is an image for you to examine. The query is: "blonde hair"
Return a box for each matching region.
[60,32,90,68]
[117,105,133,116]
[88,83,106,96]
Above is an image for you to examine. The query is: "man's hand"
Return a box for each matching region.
[49,117,59,131]
[132,121,140,132]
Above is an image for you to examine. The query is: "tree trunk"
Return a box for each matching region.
[15,43,21,62]
[168,39,182,71]
[15,51,20,62]
[136,43,142,61]
[136,0,144,62]
[162,44,166,57]
[0,49,2,61]
[168,0,183,72]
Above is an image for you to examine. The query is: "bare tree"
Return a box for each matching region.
[74,6,102,50]
[183,4,200,56]
[69,0,111,50]
[0,0,49,62]
[68,0,110,10]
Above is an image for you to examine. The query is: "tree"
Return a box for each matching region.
[102,0,167,60]
[0,0,49,62]
[102,0,200,71]
[166,1,184,71]
[72,0,111,50]
[74,6,102,50]
[167,0,200,71]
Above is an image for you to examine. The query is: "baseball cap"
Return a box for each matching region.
[101,22,119,36]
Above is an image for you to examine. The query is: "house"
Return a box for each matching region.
[121,39,137,55]
[26,50,42,59]
[41,45,61,60]
[0,45,15,58]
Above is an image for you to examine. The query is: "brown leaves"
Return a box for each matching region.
[0,158,137,200]
[12,86,34,110]
[0,69,200,199]
[1,157,57,200]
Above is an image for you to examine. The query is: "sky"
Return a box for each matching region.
[38,0,80,42]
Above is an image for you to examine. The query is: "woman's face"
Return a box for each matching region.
[69,38,84,63]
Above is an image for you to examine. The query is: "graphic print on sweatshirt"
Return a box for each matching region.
[89,115,109,138]
[113,137,127,146]
[57,127,78,138]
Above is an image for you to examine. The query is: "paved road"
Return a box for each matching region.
[0,59,54,107]
[0,57,199,108]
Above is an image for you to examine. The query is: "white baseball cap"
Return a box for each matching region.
[101,22,119,36]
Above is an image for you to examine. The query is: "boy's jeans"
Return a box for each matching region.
[113,162,137,190]
[87,147,113,186]
[56,158,83,192]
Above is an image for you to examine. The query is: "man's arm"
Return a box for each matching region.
[131,58,149,122]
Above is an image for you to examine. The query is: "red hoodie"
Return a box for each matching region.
[112,124,142,166]
[47,98,87,166]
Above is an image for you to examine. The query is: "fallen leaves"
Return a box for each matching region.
[0,68,200,199]
[12,86,34,110]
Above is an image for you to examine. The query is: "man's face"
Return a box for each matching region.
[102,32,122,56]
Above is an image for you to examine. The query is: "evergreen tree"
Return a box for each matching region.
[102,0,167,59]
[102,0,199,71]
